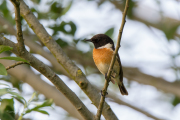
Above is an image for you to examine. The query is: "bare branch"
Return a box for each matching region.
[0,53,84,120]
[0,37,93,120]
[10,0,25,54]
[6,61,29,70]
[95,0,130,119]
[19,0,118,119]
[0,15,69,76]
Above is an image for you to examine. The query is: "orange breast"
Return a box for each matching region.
[93,48,114,65]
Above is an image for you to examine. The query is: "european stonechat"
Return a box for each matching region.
[85,34,128,95]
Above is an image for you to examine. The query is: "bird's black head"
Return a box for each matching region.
[85,34,115,50]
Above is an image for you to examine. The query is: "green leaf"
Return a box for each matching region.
[0,83,10,87]
[0,1,15,25]
[0,63,7,75]
[25,99,53,114]
[0,57,29,63]
[0,112,15,120]
[0,88,9,96]
[12,96,25,105]
[50,21,76,36]
[50,2,63,14]
[56,39,68,48]
[0,98,15,120]
[59,21,76,35]
[61,1,72,16]
[9,91,27,105]
[172,96,180,106]
[163,25,178,40]
[33,109,49,115]
[0,87,26,104]
[69,21,76,36]
[0,45,13,54]
[127,0,136,19]
[105,27,114,38]
[41,99,53,106]
[0,88,26,105]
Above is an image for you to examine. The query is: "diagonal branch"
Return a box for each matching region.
[0,53,84,120]
[0,15,69,76]
[0,36,93,120]
[10,0,25,53]
[7,1,93,119]
[95,0,130,119]
[19,0,118,119]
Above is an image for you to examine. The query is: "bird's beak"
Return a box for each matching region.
[84,39,92,42]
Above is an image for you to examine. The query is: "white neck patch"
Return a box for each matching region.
[97,43,113,49]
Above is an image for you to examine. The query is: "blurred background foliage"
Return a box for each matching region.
[0,0,180,120]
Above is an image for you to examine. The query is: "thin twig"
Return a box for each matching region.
[10,0,25,54]
[95,0,130,119]
[6,61,29,70]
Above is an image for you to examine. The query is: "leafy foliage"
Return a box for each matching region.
[0,1,15,24]
[56,38,68,47]
[163,25,179,40]
[0,63,7,75]
[25,99,53,115]
[0,83,53,120]
[172,96,180,106]
[0,98,15,120]
[105,27,114,39]
[50,21,76,36]
[18,92,53,120]
[0,87,26,105]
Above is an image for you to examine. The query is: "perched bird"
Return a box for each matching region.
[85,34,128,95]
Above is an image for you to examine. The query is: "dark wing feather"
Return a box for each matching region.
[117,53,128,95]
[116,54,123,82]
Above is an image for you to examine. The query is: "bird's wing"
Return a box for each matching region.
[116,54,123,82]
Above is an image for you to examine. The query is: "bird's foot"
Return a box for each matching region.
[101,90,108,97]
[105,73,114,80]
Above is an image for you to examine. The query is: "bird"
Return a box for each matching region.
[85,34,128,95]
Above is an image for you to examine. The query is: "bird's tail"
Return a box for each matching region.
[118,83,128,95]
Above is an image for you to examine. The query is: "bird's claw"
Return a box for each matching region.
[101,90,108,97]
